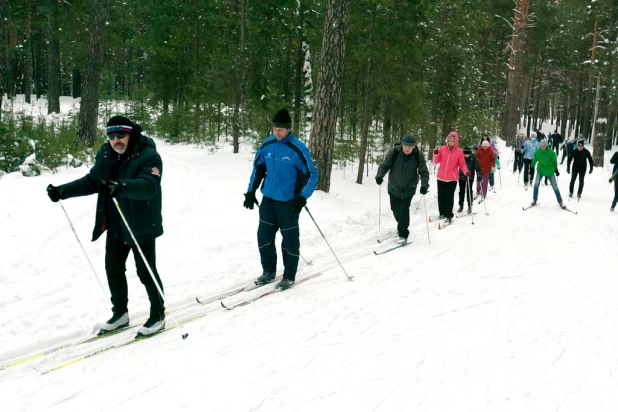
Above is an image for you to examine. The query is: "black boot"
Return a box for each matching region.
[275,278,295,290]
[457,205,463,213]
[255,271,276,285]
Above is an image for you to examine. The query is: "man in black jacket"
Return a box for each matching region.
[567,138,594,200]
[551,130,562,154]
[375,134,430,244]
[46,115,165,337]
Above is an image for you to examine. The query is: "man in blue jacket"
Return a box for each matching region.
[46,116,166,337]
[243,108,318,290]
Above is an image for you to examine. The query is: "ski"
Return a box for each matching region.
[456,212,477,218]
[561,205,578,215]
[1,317,151,371]
[36,313,199,375]
[195,275,283,305]
[377,233,398,244]
[220,272,324,310]
[522,203,537,211]
[438,220,452,230]
[373,241,412,255]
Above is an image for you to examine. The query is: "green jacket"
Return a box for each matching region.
[60,134,163,246]
[531,147,558,177]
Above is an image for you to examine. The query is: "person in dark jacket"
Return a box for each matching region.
[551,130,562,154]
[46,115,166,337]
[610,151,618,211]
[513,132,525,174]
[458,148,480,213]
[244,108,318,290]
[560,137,576,164]
[566,139,594,199]
[375,134,430,243]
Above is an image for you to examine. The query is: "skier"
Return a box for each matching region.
[433,131,470,223]
[244,108,318,290]
[375,134,430,244]
[530,139,566,208]
[476,132,499,192]
[513,132,525,175]
[458,147,480,214]
[610,150,618,211]
[566,138,594,200]
[523,132,540,189]
[475,140,496,202]
[46,115,166,336]
[560,137,576,164]
[551,130,562,154]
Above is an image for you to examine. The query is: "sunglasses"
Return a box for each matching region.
[107,132,128,140]
[447,136,456,141]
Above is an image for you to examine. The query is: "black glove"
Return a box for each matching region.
[47,184,64,202]
[290,196,307,214]
[100,180,121,197]
[420,186,428,195]
[555,170,560,177]
[566,169,570,174]
[243,192,259,210]
[589,168,593,174]
[375,176,383,185]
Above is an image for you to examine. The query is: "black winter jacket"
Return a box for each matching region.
[376,145,430,199]
[59,134,163,246]
[459,154,481,182]
[567,148,593,171]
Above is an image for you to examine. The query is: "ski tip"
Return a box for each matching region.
[220,301,233,310]
[373,251,379,255]
[182,333,189,340]
[195,297,202,304]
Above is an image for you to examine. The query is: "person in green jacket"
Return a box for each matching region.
[530,139,566,209]
[46,115,166,337]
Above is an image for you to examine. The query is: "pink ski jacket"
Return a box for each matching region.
[433,132,468,182]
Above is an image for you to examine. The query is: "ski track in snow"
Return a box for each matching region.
[2,102,618,410]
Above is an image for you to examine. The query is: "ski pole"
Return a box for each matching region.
[483,190,489,215]
[300,252,313,266]
[423,195,431,244]
[505,147,514,172]
[466,177,474,225]
[59,200,109,303]
[304,206,353,281]
[498,168,502,189]
[378,184,382,232]
[112,198,189,340]
[413,195,423,215]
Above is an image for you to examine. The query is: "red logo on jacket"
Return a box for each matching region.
[151,167,160,177]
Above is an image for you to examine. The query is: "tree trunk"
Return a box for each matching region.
[0,0,6,106]
[308,0,353,193]
[356,62,372,185]
[47,0,61,114]
[501,0,530,146]
[231,0,246,154]
[76,0,112,147]
[23,0,33,103]
[582,17,599,142]
[72,69,81,98]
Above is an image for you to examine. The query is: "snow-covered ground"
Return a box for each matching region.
[2,96,618,411]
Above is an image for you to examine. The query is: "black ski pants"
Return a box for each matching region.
[389,194,413,239]
[105,233,165,316]
[569,168,586,196]
[613,180,618,207]
[437,180,458,219]
[523,158,535,185]
[458,179,473,208]
[258,197,300,281]
[513,152,523,173]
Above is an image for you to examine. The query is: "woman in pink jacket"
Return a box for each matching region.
[433,131,470,222]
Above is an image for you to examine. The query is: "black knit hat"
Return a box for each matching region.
[463,147,472,154]
[401,134,417,146]
[272,108,292,129]
[106,115,135,136]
